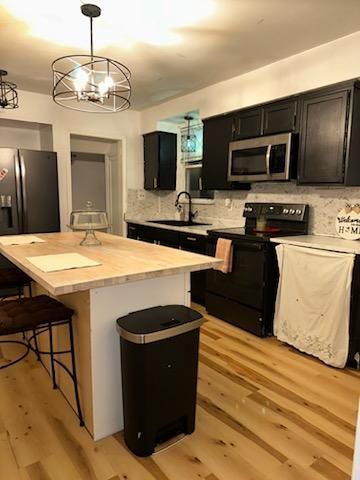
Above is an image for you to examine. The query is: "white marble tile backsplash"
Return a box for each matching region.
[126,182,360,235]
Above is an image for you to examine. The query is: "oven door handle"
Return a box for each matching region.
[265,144,272,176]
[233,242,264,251]
[209,238,264,251]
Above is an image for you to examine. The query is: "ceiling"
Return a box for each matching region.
[1,0,360,110]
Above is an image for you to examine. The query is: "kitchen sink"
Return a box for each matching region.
[150,219,211,227]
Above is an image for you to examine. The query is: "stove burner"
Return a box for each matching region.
[253,227,281,233]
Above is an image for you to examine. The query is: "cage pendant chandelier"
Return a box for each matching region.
[52,3,131,113]
[181,116,197,153]
[0,70,19,109]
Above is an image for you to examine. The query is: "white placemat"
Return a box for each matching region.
[0,235,46,246]
[26,253,101,273]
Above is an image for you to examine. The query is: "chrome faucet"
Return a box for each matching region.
[175,191,196,224]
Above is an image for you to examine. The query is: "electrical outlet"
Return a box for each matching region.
[225,198,232,209]
[137,191,145,201]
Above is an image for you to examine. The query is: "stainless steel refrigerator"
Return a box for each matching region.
[0,148,60,236]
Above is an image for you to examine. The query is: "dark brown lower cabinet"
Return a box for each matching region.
[127,223,207,304]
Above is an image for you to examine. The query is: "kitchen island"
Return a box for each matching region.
[0,232,221,440]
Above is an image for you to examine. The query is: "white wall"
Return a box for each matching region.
[0,119,42,150]
[0,90,142,231]
[141,30,360,133]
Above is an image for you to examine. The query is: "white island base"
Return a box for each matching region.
[36,272,190,440]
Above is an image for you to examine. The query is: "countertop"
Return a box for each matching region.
[0,232,221,296]
[126,218,244,236]
[271,234,360,254]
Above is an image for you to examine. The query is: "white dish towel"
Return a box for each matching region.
[274,244,355,368]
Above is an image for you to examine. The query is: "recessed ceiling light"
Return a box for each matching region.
[0,0,216,47]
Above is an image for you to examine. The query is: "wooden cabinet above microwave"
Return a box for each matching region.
[232,97,298,140]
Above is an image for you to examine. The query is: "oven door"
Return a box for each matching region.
[206,237,265,309]
[228,132,292,182]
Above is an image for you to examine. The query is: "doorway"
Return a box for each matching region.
[70,134,124,235]
[71,152,106,212]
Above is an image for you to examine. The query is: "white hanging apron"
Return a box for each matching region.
[274,244,355,368]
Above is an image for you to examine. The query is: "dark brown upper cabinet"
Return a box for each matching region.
[263,99,298,136]
[143,131,177,190]
[202,113,234,190]
[202,113,250,191]
[233,108,263,140]
[232,98,298,141]
[298,81,360,185]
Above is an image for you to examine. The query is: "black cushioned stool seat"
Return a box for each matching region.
[0,295,74,335]
[0,294,83,426]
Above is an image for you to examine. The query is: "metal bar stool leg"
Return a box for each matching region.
[68,319,84,426]
[32,328,40,361]
[48,322,57,389]
[18,286,27,340]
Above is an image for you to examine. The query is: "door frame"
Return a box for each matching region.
[67,133,126,236]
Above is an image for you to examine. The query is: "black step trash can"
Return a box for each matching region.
[116,305,203,457]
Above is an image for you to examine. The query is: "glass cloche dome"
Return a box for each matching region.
[68,201,109,246]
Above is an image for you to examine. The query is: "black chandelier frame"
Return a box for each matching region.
[52,3,131,113]
[0,70,19,109]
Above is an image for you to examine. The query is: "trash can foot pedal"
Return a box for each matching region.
[153,433,186,455]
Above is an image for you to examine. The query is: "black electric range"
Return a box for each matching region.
[205,202,309,337]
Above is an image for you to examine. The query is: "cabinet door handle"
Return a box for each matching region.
[231,120,236,139]
[153,177,158,189]
[199,177,202,190]
[186,236,197,241]
[265,145,271,175]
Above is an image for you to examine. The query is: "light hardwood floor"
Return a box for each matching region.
[0,304,358,480]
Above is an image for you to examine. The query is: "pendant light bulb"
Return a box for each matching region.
[98,74,114,97]
[74,68,89,94]
[104,75,113,89]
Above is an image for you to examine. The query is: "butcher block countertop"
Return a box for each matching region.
[271,234,360,254]
[0,232,221,296]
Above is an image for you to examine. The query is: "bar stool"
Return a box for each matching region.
[0,295,84,426]
[0,267,32,300]
[0,267,39,355]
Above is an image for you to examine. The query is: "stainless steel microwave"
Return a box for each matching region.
[228,132,293,182]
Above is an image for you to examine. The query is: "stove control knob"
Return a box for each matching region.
[289,209,296,215]
[247,207,253,212]
[296,209,302,215]
[283,208,289,214]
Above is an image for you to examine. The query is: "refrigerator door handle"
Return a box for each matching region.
[19,154,28,233]
[14,153,24,232]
